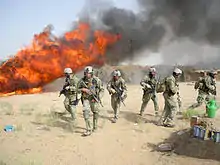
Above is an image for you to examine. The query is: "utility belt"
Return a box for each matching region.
[82,92,98,98]
[66,90,77,95]
[143,89,155,95]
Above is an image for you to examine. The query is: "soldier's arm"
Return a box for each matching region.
[121,79,127,94]
[204,77,215,91]
[77,79,83,90]
[140,76,149,87]
[97,78,104,99]
[74,77,81,97]
[69,77,78,92]
[167,79,178,94]
[62,78,69,88]
[106,80,112,92]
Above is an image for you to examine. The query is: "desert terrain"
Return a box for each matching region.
[0,82,220,165]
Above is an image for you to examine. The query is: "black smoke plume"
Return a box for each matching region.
[77,0,220,66]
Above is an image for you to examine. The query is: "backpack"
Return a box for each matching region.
[156,77,167,93]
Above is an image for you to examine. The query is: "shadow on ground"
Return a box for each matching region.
[31,112,86,134]
[31,110,114,134]
[121,111,158,124]
[99,110,113,123]
[147,129,220,162]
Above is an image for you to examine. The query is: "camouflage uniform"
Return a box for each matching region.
[161,68,182,127]
[189,73,216,109]
[107,73,127,122]
[139,73,159,116]
[61,69,81,122]
[78,67,104,135]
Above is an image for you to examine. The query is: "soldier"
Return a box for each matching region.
[161,68,182,127]
[189,70,217,109]
[139,67,159,116]
[78,66,104,136]
[107,70,127,123]
[60,68,81,123]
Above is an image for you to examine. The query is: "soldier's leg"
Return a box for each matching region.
[151,94,159,115]
[63,97,70,113]
[205,94,215,102]
[69,96,78,121]
[111,95,117,118]
[82,99,92,135]
[189,93,205,109]
[161,99,170,125]
[112,96,121,123]
[69,102,77,121]
[90,101,100,131]
[165,97,178,127]
[113,95,121,118]
[139,94,151,116]
[114,99,121,119]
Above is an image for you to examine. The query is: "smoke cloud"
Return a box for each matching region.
[76,0,220,66]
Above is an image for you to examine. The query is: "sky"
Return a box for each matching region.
[0,0,138,60]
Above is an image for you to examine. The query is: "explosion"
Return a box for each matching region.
[0,22,120,96]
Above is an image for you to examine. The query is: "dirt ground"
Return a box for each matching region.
[0,83,220,165]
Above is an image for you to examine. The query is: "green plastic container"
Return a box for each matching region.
[206,99,217,118]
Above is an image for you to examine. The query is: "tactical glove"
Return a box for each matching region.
[110,88,116,94]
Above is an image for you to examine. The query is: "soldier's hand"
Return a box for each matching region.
[65,86,70,90]
[121,92,127,100]
[110,88,116,94]
[81,88,91,94]
[145,84,151,89]
[210,86,215,91]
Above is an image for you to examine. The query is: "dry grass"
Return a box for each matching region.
[182,109,205,119]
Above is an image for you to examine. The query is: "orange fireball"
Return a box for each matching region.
[0,22,120,96]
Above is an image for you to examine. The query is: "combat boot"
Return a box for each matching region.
[163,120,175,128]
[83,119,92,135]
[83,130,91,136]
[164,123,175,128]
[139,112,143,116]
[112,116,118,123]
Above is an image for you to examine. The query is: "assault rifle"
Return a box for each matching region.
[142,76,160,95]
[142,82,156,95]
[111,84,126,107]
[59,78,70,97]
[81,81,104,107]
[59,89,66,97]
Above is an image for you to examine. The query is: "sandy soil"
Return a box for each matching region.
[0,83,220,165]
